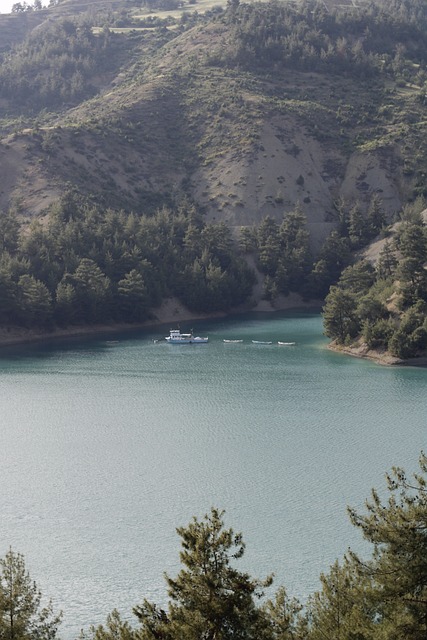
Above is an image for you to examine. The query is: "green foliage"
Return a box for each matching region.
[133,507,275,640]
[0,548,62,640]
[79,609,139,640]
[308,231,352,299]
[348,202,369,249]
[117,270,148,322]
[322,209,427,358]
[306,556,377,640]
[17,273,53,328]
[362,317,394,350]
[395,217,427,306]
[0,16,133,113]
[255,209,313,299]
[7,450,427,640]
[223,0,427,84]
[0,211,20,254]
[388,303,427,358]
[367,194,387,236]
[256,216,281,277]
[238,226,257,253]
[262,586,305,640]
[329,196,389,254]
[67,258,112,323]
[347,453,427,639]
[323,285,360,343]
[338,261,375,296]
[79,452,427,639]
[398,196,427,223]
[376,241,398,280]
[357,294,388,324]
[301,453,427,639]
[0,195,256,328]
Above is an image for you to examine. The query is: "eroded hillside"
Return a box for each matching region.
[0,0,426,250]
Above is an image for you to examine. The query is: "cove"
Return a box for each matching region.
[0,311,425,639]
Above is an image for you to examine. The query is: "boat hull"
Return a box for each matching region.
[166,337,208,344]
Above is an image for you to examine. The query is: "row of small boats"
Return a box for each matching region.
[225,339,296,345]
[164,329,295,345]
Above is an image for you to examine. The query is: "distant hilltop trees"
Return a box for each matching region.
[11,0,45,12]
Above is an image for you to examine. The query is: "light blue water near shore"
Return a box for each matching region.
[0,311,425,638]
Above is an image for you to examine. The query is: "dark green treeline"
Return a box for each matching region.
[0,190,390,330]
[323,198,427,358]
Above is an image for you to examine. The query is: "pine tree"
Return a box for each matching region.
[262,586,305,640]
[134,508,273,640]
[278,208,312,292]
[348,203,368,249]
[305,557,376,640]
[348,453,427,639]
[323,286,360,343]
[79,609,139,640]
[0,549,62,640]
[17,274,52,328]
[367,194,386,236]
[338,261,375,296]
[376,240,398,279]
[117,269,147,322]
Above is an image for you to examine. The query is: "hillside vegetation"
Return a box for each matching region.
[324,201,427,362]
[0,0,426,351]
[0,0,426,224]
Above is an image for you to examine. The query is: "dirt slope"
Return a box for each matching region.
[0,18,415,249]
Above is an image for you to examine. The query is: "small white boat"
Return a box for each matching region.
[278,341,296,345]
[223,339,243,343]
[166,329,208,344]
[252,340,272,345]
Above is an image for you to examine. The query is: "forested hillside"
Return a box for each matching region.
[1,0,426,224]
[323,200,427,361]
[0,0,426,353]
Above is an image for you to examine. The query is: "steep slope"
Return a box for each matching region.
[0,2,426,250]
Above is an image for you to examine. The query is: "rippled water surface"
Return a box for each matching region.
[0,312,425,638]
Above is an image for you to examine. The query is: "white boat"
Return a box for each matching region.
[252,340,272,345]
[278,341,296,345]
[223,339,243,343]
[165,329,208,344]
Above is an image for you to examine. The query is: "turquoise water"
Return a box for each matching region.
[0,311,425,638]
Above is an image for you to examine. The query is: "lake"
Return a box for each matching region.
[0,311,425,638]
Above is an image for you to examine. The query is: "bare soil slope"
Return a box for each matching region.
[0,18,416,249]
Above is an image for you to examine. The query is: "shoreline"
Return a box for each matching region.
[1,298,426,369]
[328,341,427,368]
[0,293,323,349]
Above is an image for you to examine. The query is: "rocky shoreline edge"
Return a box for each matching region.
[328,341,427,368]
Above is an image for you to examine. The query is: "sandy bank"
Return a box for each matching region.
[0,293,322,349]
[328,341,427,368]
